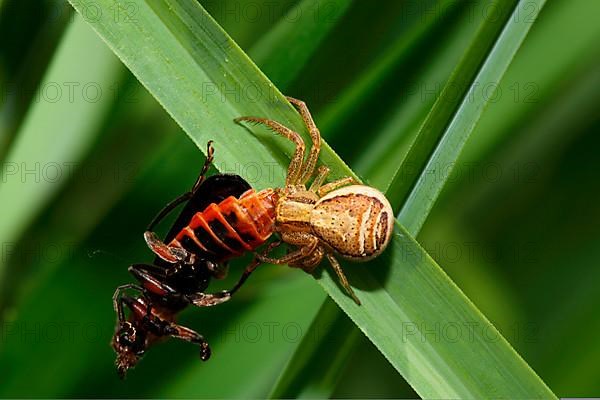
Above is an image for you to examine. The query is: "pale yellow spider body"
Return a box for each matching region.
[236,97,394,304]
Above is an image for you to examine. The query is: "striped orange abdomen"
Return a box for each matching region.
[169,188,277,262]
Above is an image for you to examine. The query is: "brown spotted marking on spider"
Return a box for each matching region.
[234,96,394,305]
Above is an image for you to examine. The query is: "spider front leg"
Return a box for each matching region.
[285,96,321,183]
[234,116,305,185]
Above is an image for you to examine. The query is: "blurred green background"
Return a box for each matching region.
[0,0,599,397]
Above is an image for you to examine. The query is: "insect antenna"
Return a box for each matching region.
[87,249,127,263]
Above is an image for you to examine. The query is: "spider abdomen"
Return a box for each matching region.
[169,188,277,262]
[310,185,394,261]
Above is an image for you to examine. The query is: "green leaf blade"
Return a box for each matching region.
[396,0,548,233]
[65,0,555,398]
[0,15,122,279]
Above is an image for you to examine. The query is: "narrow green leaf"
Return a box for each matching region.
[354,3,486,188]
[459,0,600,168]
[0,15,122,280]
[395,0,547,233]
[67,0,555,397]
[0,0,73,159]
[384,0,515,212]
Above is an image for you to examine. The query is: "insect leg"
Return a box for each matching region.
[286,96,321,184]
[128,262,170,278]
[326,253,361,305]
[146,141,215,231]
[234,116,305,185]
[112,284,144,322]
[143,231,190,264]
[191,140,216,192]
[118,296,209,361]
[167,323,212,361]
[187,291,232,307]
[128,264,179,298]
[146,193,192,232]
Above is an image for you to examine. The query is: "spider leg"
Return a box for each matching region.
[257,234,319,265]
[234,116,305,185]
[285,96,321,184]
[318,176,358,197]
[326,253,361,305]
[309,165,330,193]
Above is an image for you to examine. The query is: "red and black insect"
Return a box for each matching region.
[111,142,279,377]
